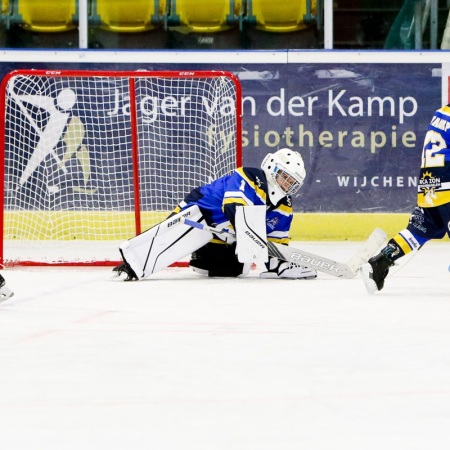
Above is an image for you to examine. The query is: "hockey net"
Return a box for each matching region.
[0,70,242,266]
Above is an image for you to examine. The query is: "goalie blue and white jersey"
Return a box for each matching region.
[417,104,450,207]
[174,167,293,244]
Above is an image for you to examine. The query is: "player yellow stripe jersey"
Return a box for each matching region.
[177,167,294,244]
[417,104,450,207]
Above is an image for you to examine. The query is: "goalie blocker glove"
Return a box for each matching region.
[260,257,317,280]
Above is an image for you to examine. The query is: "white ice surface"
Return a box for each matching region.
[1,241,450,450]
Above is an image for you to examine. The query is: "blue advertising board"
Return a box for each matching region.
[0,55,442,216]
[235,63,439,213]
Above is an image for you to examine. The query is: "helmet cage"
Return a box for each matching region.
[275,169,302,196]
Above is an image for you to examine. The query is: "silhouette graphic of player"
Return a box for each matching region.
[9,82,95,193]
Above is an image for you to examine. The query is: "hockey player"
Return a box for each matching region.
[0,273,14,302]
[113,148,317,281]
[361,103,450,294]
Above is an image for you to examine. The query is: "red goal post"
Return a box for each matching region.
[0,69,242,266]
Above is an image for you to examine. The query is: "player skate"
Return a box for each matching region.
[0,274,14,302]
[360,253,394,294]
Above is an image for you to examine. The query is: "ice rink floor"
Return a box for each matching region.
[1,240,450,450]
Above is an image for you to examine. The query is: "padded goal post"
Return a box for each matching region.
[0,69,242,266]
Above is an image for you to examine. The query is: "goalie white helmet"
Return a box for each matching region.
[261,148,306,205]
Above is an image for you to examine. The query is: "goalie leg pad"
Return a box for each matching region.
[260,257,317,280]
[118,205,213,279]
[235,205,268,264]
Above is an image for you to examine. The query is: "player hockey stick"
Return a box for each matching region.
[182,218,387,279]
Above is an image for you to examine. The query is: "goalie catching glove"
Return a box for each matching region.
[260,256,317,280]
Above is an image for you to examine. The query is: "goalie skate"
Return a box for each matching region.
[111,261,138,281]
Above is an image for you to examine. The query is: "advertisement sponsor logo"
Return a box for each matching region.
[106,88,236,123]
[267,217,279,230]
[419,170,441,206]
[336,175,418,188]
[244,230,267,249]
[9,82,95,194]
[289,252,342,273]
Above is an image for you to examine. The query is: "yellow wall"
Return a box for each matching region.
[5,211,449,242]
[290,213,417,241]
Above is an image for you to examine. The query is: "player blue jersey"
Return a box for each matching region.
[174,167,293,244]
[418,104,450,207]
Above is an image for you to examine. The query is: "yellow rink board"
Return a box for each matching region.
[5,211,443,241]
[292,213,448,241]
[291,213,408,241]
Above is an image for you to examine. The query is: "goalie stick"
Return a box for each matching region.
[182,218,387,279]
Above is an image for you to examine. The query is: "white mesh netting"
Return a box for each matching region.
[2,70,241,265]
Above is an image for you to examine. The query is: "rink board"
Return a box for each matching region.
[5,210,446,241]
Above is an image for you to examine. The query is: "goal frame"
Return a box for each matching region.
[0,69,242,267]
